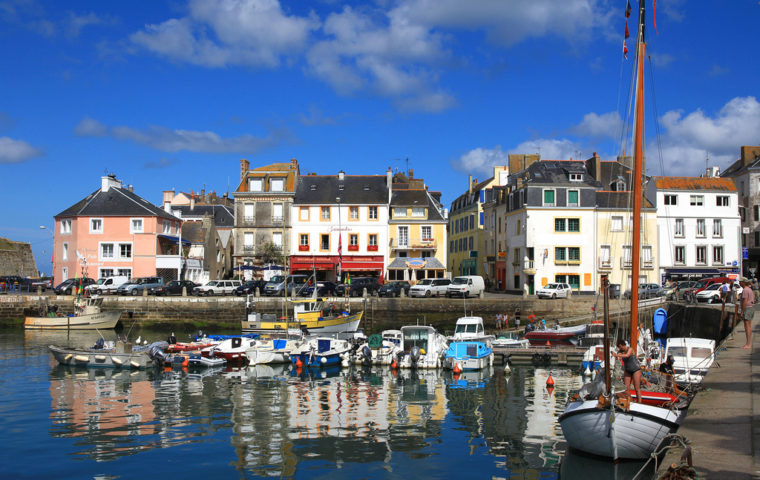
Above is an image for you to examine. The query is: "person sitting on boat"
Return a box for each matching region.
[167,332,177,345]
[658,355,676,393]
[614,339,642,403]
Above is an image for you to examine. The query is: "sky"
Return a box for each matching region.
[1,0,759,276]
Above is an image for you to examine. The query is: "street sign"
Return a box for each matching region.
[743,247,749,260]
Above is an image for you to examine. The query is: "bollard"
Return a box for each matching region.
[255,287,260,298]
[143,288,148,297]
[400,288,405,298]
[182,286,187,297]
[363,287,367,298]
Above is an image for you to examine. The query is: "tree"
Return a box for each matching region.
[260,241,284,266]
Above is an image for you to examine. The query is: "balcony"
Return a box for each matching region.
[348,245,359,251]
[621,258,632,269]
[598,258,612,270]
[642,259,654,269]
[298,245,310,252]
[243,245,255,253]
[271,216,284,225]
[367,245,378,252]
[523,259,536,274]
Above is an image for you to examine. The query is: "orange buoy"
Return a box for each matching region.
[295,357,303,368]
[453,363,462,374]
[546,386,555,395]
[182,357,189,367]
[545,340,551,347]
[391,359,398,369]
[546,374,555,387]
[164,366,172,373]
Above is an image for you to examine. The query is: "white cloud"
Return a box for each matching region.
[75,117,295,154]
[452,139,583,176]
[571,111,622,138]
[0,136,44,163]
[66,12,106,37]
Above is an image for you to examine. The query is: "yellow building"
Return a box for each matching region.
[387,171,448,282]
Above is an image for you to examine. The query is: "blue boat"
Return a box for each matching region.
[290,337,352,368]
[442,341,493,371]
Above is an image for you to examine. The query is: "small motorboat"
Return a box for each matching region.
[290,337,352,368]
[397,325,448,369]
[352,331,403,366]
[202,336,258,364]
[492,333,530,349]
[524,324,585,346]
[449,316,495,345]
[245,334,304,365]
[443,341,493,371]
[26,296,121,330]
[665,337,716,385]
[48,340,168,369]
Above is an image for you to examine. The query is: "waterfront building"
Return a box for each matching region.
[646,174,740,280]
[290,170,389,281]
[481,185,508,290]
[53,175,182,282]
[720,146,760,278]
[448,166,509,279]
[162,190,234,283]
[233,159,299,275]
[386,170,448,282]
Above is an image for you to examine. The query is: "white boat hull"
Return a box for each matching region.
[49,344,152,369]
[25,310,121,330]
[444,353,493,371]
[559,399,682,460]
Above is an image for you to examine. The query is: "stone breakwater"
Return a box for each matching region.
[1,294,602,333]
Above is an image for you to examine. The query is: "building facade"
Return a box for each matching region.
[721,146,760,279]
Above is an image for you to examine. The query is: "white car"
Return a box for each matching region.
[695,283,722,303]
[409,278,451,298]
[193,280,242,296]
[536,283,571,299]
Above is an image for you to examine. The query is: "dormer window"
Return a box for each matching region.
[412,207,425,218]
[249,178,263,191]
[363,185,370,191]
[612,180,626,191]
[569,173,583,182]
[270,178,284,191]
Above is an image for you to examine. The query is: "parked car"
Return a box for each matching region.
[235,280,268,296]
[335,277,380,297]
[263,275,309,296]
[680,276,734,302]
[409,278,452,298]
[29,277,54,291]
[54,277,95,295]
[695,283,723,303]
[668,280,698,300]
[623,283,662,300]
[193,279,242,296]
[86,275,130,295]
[118,277,164,296]
[299,281,336,297]
[446,275,486,298]
[378,281,411,297]
[536,283,572,299]
[152,280,198,296]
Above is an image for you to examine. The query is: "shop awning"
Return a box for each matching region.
[664,268,719,275]
[158,234,191,246]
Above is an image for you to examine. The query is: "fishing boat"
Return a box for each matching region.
[396,325,448,369]
[241,297,362,334]
[25,296,121,330]
[202,336,258,364]
[245,333,305,365]
[442,341,493,371]
[48,340,166,369]
[560,2,687,460]
[524,324,585,346]
[290,337,352,368]
[665,337,715,385]
[492,333,530,349]
[352,331,403,366]
[448,316,495,346]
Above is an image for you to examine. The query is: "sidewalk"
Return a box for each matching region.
[658,318,759,479]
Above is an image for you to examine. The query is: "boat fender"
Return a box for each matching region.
[320,356,327,364]
[182,357,189,368]
[295,357,303,368]
[64,354,73,362]
[584,366,591,377]
[453,363,462,374]
[112,357,123,367]
[130,360,141,369]
[74,355,89,363]
[391,358,398,369]
[546,374,555,387]
[95,355,107,362]
[503,363,511,374]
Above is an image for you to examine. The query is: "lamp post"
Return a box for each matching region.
[336,196,342,282]
[39,225,54,278]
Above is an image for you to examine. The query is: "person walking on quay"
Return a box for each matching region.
[503,312,509,329]
[740,278,755,349]
[514,308,521,330]
[720,282,730,304]
[495,313,503,330]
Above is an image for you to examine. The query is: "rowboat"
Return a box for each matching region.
[48,343,159,369]
[25,296,121,330]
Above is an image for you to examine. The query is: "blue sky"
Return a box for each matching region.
[2,0,759,276]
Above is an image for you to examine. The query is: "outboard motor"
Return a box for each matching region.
[410,346,421,367]
[92,337,105,350]
[149,344,167,363]
[361,345,372,367]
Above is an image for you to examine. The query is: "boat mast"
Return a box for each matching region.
[630,0,647,352]
[603,277,611,396]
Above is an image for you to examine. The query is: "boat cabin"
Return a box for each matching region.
[382,330,402,346]
[401,326,436,353]
[452,316,486,340]
[665,337,715,384]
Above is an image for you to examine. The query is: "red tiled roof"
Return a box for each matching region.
[651,176,737,191]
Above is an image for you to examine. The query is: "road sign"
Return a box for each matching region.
[743,247,749,260]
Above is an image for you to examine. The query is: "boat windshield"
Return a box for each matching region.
[668,346,687,357]
[455,324,478,333]
[691,347,712,359]
[403,328,429,352]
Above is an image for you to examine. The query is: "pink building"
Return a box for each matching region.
[53,175,184,281]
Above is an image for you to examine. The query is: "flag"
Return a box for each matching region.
[338,234,342,261]
[653,0,658,34]
[625,21,629,39]
[625,0,631,18]
[623,41,628,59]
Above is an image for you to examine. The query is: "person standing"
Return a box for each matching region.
[514,308,521,330]
[720,282,730,304]
[740,278,755,349]
[495,313,503,330]
[614,339,642,403]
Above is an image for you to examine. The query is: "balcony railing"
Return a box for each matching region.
[642,259,654,269]
[271,216,284,224]
[241,215,255,225]
[243,245,255,253]
[598,258,612,269]
[621,258,632,269]
[298,245,310,251]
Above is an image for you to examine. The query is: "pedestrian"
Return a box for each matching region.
[495,313,502,330]
[514,308,521,330]
[503,313,509,329]
[740,277,755,349]
[720,282,730,304]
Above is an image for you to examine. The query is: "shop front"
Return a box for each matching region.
[387,257,446,283]
[291,255,385,282]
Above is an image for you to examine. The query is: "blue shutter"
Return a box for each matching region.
[479,190,485,203]
[479,212,484,226]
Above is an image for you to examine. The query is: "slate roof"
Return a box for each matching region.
[387,257,445,269]
[172,204,234,228]
[295,175,388,204]
[56,186,178,220]
[523,160,601,187]
[391,189,445,222]
[596,191,655,209]
[651,177,737,191]
[181,222,205,244]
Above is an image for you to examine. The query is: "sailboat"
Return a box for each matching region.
[558,1,686,460]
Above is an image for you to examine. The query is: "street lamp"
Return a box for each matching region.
[336,196,342,282]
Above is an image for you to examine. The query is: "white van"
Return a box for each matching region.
[446,276,485,298]
[86,276,130,295]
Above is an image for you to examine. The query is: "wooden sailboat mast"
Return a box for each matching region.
[630,0,647,352]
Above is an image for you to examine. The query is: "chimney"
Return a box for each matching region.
[338,170,345,181]
[128,185,133,192]
[468,174,473,194]
[201,189,205,199]
[190,197,195,211]
[741,146,760,167]
[408,168,414,179]
[291,158,298,169]
[240,159,249,181]
[101,174,122,192]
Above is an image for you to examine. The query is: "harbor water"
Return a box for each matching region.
[1,329,654,479]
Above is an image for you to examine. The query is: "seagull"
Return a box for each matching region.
[135,336,142,344]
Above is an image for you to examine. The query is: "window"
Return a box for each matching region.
[117,269,131,278]
[622,245,632,265]
[421,226,432,240]
[349,206,359,220]
[272,203,283,222]
[611,216,623,231]
[716,196,729,206]
[244,233,254,246]
[713,219,723,237]
[62,243,68,261]
[713,246,724,265]
[101,243,114,258]
[696,246,707,265]
[555,218,566,232]
[244,204,255,221]
[664,195,677,205]
[600,245,611,266]
[320,234,330,250]
[516,219,521,234]
[642,245,652,265]
[394,207,407,217]
[568,218,580,232]
[99,268,114,278]
[568,247,580,262]
[690,195,704,206]
[754,205,759,222]
[299,207,309,221]
[555,247,566,262]
[569,173,583,182]
[60,219,72,234]
[321,206,330,221]
[513,247,520,265]
[398,226,409,247]
[120,244,132,258]
[412,207,425,217]
[90,218,103,233]
[696,218,706,237]
[567,190,579,206]
[368,234,378,247]
[368,206,378,220]
[249,178,262,191]
[272,232,282,247]
[130,218,144,233]
[470,215,475,229]
[163,221,171,234]
[674,218,684,237]
[349,234,358,246]
[674,246,685,264]
[469,236,473,250]
[299,234,309,246]
[612,180,626,191]
[270,178,284,191]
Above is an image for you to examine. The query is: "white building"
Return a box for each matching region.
[646,176,741,280]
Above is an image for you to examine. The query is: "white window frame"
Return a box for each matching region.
[117,269,132,278]
[130,218,144,234]
[162,220,171,234]
[611,216,623,232]
[60,219,72,234]
[713,245,724,265]
[543,189,556,207]
[712,219,723,237]
[249,178,263,191]
[716,196,729,207]
[674,218,684,237]
[272,203,283,222]
[398,226,409,247]
[270,178,284,192]
[244,203,255,221]
[244,232,254,247]
[272,232,283,247]
[62,242,68,261]
[393,207,407,217]
[674,246,685,265]
[101,243,114,259]
[568,173,583,182]
[349,206,359,220]
[299,207,309,221]
[567,189,579,207]
[696,218,706,237]
[90,217,103,234]
[421,225,432,241]
[664,194,677,206]
[690,195,704,206]
[119,243,132,259]
[695,245,707,265]
[368,206,378,220]
[411,207,425,218]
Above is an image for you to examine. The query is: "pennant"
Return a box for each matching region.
[625,21,629,39]
[623,41,628,59]
[338,234,342,261]
[625,0,631,18]
[653,0,658,34]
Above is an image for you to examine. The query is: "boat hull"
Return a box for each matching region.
[25,310,121,330]
[242,311,362,334]
[48,344,152,369]
[559,399,682,460]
